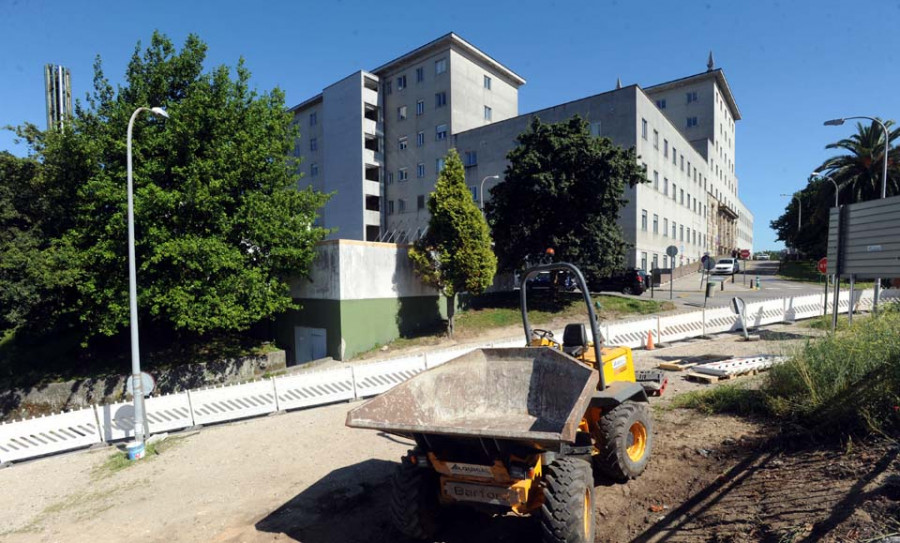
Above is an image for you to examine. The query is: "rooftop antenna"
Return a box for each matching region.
[707,51,715,72]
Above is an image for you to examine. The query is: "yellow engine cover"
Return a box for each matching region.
[597,346,636,385]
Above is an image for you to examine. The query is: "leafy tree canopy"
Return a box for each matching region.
[409,149,496,337]
[1,31,329,343]
[486,116,646,281]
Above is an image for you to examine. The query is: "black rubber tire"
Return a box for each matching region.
[389,462,440,540]
[540,457,596,543]
[622,286,634,295]
[595,400,653,483]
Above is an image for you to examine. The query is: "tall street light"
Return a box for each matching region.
[780,193,802,231]
[479,174,500,211]
[811,170,840,207]
[127,106,169,444]
[825,116,889,311]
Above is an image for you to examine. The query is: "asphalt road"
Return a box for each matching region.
[641,261,825,309]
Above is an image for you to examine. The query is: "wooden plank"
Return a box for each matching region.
[685,372,720,384]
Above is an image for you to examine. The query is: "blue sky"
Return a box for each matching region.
[2,0,898,250]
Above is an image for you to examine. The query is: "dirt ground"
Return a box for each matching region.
[1,323,898,543]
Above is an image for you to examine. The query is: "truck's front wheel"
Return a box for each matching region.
[540,457,596,543]
[390,461,440,540]
[595,400,653,482]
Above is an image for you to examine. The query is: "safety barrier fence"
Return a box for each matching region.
[1,289,896,464]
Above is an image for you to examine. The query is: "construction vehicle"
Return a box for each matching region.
[346,263,653,543]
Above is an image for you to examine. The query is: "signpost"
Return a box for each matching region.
[740,249,750,286]
[127,372,156,398]
[666,245,678,300]
[818,257,829,316]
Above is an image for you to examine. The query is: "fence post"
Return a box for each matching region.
[271,377,282,412]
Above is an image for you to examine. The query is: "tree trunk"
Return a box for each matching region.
[447,293,456,339]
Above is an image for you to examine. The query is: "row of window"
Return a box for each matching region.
[383,58,493,95]
[387,195,427,214]
[385,158,447,184]
[648,169,708,219]
[654,91,699,110]
[398,101,491,121]
[640,209,707,247]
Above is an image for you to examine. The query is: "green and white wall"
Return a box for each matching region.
[276,240,446,364]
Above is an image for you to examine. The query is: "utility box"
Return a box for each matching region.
[827,195,900,279]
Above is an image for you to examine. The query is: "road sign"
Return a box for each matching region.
[703,257,715,271]
[127,372,156,398]
[740,249,750,259]
[666,245,678,258]
[817,257,828,274]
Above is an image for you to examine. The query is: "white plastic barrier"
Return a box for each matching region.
[352,356,427,398]
[273,367,355,411]
[606,317,658,348]
[98,392,194,442]
[704,306,740,335]
[744,298,786,327]
[424,347,471,369]
[659,311,704,343]
[0,407,102,463]
[189,380,277,425]
[785,294,824,321]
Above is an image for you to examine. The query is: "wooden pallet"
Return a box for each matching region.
[658,355,731,372]
[685,367,763,384]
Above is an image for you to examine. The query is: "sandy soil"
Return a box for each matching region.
[1,323,897,543]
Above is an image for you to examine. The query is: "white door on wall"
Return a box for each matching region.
[294,326,327,364]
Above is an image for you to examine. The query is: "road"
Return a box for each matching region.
[642,261,825,309]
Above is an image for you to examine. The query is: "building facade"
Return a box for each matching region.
[289,34,753,268]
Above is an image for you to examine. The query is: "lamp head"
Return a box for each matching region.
[150,107,169,119]
[823,118,844,126]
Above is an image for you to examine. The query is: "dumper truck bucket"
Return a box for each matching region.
[346,347,598,444]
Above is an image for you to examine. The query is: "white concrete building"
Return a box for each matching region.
[289,35,753,267]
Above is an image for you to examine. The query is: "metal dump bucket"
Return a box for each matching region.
[346,347,598,444]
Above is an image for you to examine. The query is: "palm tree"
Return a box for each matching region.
[817,119,900,202]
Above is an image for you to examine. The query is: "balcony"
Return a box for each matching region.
[364,180,381,196]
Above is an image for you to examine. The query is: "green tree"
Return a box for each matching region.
[486,116,646,282]
[409,149,496,337]
[771,119,899,255]
[2,32,329,344]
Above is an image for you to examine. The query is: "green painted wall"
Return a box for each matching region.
[276,295,446,363]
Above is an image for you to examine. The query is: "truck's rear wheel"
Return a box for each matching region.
[540,457,596,543]
[595,400,653,482]
[390,462,440,540]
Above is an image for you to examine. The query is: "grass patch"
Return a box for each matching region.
[94,436,186,479]
[799,314,853,331]
[778,260,875,289]
[675,306,900,439]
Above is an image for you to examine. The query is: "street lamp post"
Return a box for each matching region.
[810,171,840,207]
[479,175,500,211]
[824,116,890,311]
[780,193,802,232]
[127,106,169,444]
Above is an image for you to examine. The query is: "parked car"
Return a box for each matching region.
[755,253,770,260]
[589,268,646,295]
[711,258,740,275]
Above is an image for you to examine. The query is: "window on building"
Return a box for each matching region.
[470,186,478,201]
[464,151,477,167]
[672,222,677,238]
[435,58,447,74]
[398,136,408,150]
[310,162,318,177]
[484,106,492,121]
[416,100,424,116]
[663,218,669,237]
[672,183,677,200]
[680,188,684,205]
[653,130,659,149]
[641,118,648,139]
[680,225,684,241]
[388,200,394,215]
[686,116,698,128]
[656,99,666,109]
[397,105,407,121]
[663,255,669,268]
[417,195,425,210]
[417,163,425,178]
[416,67,424,83]
[387,172,393,184]
[664,139,668,157]
[652,253,659,270]
[590,122,602,136]
[436,157,445,173]
[309,138,317,152]
[672,147,677,165]
[397,75,407,90]
[309,112,317,126]
[641,252,648,271]
[435,123,448,141]
[664,178,669,196]
[398,168,408,181]
[484,75,492,89]
[686,227,691,243]
[383,81,391,95]
[680,155,684,170]
[653,214,659,234]
[398,199,406,213]
[435,91,447,108]
[641,209,648,231]
[416,131,425,147]
[686,91,698,103]
[653,171,659,190]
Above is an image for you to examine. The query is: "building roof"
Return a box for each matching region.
[371,32,526,87]
[644,68,741,120]
[289,93,322,113]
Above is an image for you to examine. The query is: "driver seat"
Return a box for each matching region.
[563,323,588,357]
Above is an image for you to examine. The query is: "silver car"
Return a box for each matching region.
[712,258,739,275]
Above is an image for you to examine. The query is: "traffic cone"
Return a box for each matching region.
[646,330,655,350]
